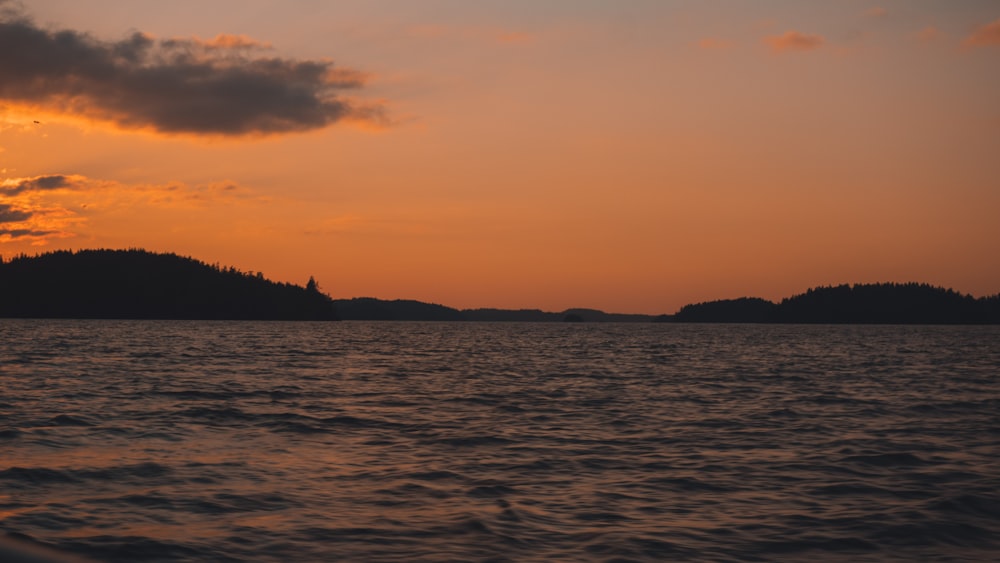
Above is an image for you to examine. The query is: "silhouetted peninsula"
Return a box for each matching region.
[0,249,337,320]
[671,283,1000,324]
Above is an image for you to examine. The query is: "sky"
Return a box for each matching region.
[1,0,998,313]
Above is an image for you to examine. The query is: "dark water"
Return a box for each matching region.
[1,320,998,562]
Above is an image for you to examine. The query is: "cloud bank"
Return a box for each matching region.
[0,10,382,136]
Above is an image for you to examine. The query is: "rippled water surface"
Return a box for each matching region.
[1,320,998,562]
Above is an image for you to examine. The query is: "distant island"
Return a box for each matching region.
[0,249,997,323]
[667,283,1000,324]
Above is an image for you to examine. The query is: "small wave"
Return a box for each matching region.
[574,510,633,523]
[375,482,452,500]
[0,467,79,485]
[750,535,879,557]
[173,406,255,423]
[60,535,208,562]
[432,435,513,448]
[645,476,737,493]
[467,484,517,498]
[48,414,96,426]
[841,452,930,467]
[0,462,173,487]
[407,470,461,481]
[867,520,997,548]
[810,483,898,497]
[259,413,400,434]
[929,493,1000,519]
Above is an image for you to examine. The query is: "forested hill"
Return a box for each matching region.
[671,283,1000,324]
[0,249,337,320]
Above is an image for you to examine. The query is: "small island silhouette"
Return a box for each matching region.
[0,249,997,323]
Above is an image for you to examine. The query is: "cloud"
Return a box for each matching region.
[763,31,825,53]
[0,10,383,136]
[0,174,88,242]
[174,33,272,51]
[0,228,56,239]
[1,174,74,195]
[0,202,32,222]
[964,18,1000,48]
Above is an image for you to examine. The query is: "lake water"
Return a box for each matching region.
[1,320,998,562]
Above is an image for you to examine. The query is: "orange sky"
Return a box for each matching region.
[2,1,999,313]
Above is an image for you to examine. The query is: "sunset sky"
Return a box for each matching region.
[2,0,998,313]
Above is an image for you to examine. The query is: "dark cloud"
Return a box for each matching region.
[0,202,33,222]
[0,9,382,135]
[2,174,71,195]
[0,228,55,238]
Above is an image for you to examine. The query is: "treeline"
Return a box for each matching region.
[669,283,1000,324]
[0,249,337,320]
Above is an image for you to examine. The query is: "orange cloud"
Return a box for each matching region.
[763,31,825,53]
[964,18,1000,48]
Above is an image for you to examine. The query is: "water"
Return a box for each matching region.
[1,320,998,562]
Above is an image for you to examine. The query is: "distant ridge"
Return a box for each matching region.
[0,249,337,320]
[330,301,659,322]
[334,285,999,324]
[670,283,1000,324]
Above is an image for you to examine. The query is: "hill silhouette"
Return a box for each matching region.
[0,249,337,320]
[672,283,1000,324]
